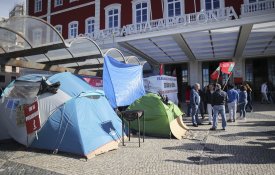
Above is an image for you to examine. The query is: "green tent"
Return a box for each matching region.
[127,93,189,139]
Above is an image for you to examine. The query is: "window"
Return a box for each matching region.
[32,28,42,45]
[165,0,183,18]
[68,21,78,38]
[201,0,224,10]
[53,25,62,41]
[245,61,253,82]
[132,0,151,24]
[246,0,266,3]
[0,65,5,72]
[182,69,188,83]
[202,68,209,87]
[0,75,5,83]
[205,0,220,10]
[34,0,42,12]
[105,4,121,29]
[70,0,78,2]
[11,76,17,81]
[55,25,62,34]
[12,66,16,73]
[85,17,95,34]
[55,0,63,7]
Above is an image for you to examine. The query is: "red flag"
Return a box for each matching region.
[210,66,220,80]
[220,62,235,74]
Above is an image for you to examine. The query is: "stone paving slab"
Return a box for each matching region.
[0,110,275,175]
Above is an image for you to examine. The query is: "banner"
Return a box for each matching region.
[83,77,103,89]
[24,100,41,134]
[220,62,235,74]
[210,66,220,80]
[144,75,178,104]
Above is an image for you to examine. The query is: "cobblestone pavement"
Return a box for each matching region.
[1,103,275,175]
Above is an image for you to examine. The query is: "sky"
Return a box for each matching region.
[0,0,25,17]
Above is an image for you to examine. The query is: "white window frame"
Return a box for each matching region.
[54,0,63,7]
[104,3,121,29]
[53,25,62,41]
[164,0,184,18]
[132,0,151,24]
[70,0,79,3]
[68,21,78,39]
[34,0,42,13]
[85,17,95,34]
[200,0,225,11]
[32,28,42,45]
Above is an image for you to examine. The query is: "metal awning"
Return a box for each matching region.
[103,9,275,64]
[118,20,275,64]
[0,16,143,76]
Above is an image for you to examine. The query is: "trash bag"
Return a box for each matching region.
[37,77,60,95]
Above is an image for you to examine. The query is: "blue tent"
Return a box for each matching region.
[103,55,145,108]
[31,92,122,158]
[0,72,123,158]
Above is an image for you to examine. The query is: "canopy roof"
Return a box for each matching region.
[0,16,142,76]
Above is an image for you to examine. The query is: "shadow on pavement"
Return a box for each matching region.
[164,131,275,165]
[0,139,85,161]
[235,121,275,127]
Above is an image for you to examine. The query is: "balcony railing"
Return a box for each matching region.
[241,0,275,17]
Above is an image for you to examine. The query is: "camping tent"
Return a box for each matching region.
[103,55,145,108]
[0,72,123,158]
[127,93,189,139]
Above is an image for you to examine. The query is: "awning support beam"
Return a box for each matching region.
[40,54,102,65]
[118,42,158,65]
[173,34,196,60]
[4,59,97,76]
[69,63,103,69]
[0,43,67,63]
[234,24,253,58]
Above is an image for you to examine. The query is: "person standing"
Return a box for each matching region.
[205,84,214,125]
[190,83,202,127]
[199,88,205,119]
[210,84,227,131]
[244,82,253,112]
[261,82,269,104]
[238,85,248,120]
[226,84,239,122]
[185,85,191,117]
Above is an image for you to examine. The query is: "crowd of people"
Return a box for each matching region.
[185,82,256,130]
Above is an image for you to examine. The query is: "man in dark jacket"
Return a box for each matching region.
[190,83,202,127]
[210,84,227,130]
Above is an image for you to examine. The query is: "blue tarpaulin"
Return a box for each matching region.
[103,55,145,108]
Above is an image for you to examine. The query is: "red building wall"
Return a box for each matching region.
[51,0,93,13]
[225,0,243,16]
[28,0,244,38]
[100,0,132,30]
[185,0,201,14]
[28,0,48,16]
[50,5,95,39]
[151,0,163,20]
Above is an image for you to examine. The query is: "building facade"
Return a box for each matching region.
[26,0,275,102]
[0,4,24,93]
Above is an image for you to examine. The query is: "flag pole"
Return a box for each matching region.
[222,72,233,90]
[216,68,220,85]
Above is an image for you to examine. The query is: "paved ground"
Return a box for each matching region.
[1,103,275,175]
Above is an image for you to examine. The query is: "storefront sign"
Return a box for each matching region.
[82,7,238,40]
[144,75,178,104]
[24,100,41,134]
